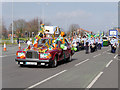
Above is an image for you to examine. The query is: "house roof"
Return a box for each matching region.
[77,28,92,33]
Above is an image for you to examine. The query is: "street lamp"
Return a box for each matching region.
[11,0,13,43]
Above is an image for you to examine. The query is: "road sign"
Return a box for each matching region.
[109,29,118,37]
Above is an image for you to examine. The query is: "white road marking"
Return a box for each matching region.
[106,60,113,67]
[93,54,101,58]
[114,54,118,59]
[75,59,89,66]
[86,72,103,88]
[26,70,67,89]
[0,54,15,57]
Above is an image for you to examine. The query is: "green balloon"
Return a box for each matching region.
[71,48,74,50]
[74,47,77,51]
[60,44,65,49]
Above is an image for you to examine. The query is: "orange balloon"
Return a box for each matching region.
[61,32,65,37]
[49,54,51,57]
[62,40,65,44]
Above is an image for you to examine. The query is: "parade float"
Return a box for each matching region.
[15,24,75,68]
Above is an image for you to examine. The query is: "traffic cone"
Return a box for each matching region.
[18,42,21,50]
[4,42,6,51]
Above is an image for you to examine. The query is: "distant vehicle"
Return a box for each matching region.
[15,37,74,68]
[109,29,118,38]
[102,36,109,46]
[19,40,25,43]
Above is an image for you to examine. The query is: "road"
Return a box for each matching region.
[2,45,119,89]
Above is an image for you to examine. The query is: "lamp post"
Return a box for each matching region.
[11,0,13,43]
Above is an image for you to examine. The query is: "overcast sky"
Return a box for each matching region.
[2,2,118,33]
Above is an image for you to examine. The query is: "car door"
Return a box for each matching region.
[58,41,64,60]
[64,39,70,58]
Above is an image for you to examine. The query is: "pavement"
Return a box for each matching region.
[1,45,119,89]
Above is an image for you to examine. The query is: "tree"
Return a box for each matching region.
[26,18,40,37]
[9,19,27,38]
[26,18,50,37]
[8,18,51,38]
[68,24,80,37]
[2,22,8,39]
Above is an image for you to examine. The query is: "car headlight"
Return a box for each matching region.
[16,52,25,57]
[40,53,51,58]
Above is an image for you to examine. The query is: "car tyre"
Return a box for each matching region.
[67,54,72,62]
[49,56,58,68]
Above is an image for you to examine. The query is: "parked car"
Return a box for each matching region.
[15,37,74,68]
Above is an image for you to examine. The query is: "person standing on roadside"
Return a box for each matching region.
[17,37,19,44]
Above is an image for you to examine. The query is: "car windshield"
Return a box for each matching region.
[38,39,53,45]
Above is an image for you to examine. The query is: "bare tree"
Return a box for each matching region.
[68,24,80,37]
[7,18,51,38]
[26,18,39,37]
[2,22,8,39]
[9,19,27,38]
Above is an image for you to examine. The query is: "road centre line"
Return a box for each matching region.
[0,54,16,57]
[75,59,89,66]
[93,54,101,58]
[106,60,113,68]
[86,72,103,88]
[25,70,67,89]
[114,54,118,59]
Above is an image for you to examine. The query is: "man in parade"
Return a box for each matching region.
[95,37,98,51]
[90,37,96,52]
[110,37,118,53]
[85,36,90,54]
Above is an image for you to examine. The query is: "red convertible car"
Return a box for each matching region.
[15,37,74,68]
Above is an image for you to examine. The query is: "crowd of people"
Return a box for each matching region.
[68,34,119,54]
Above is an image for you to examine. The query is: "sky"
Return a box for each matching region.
[2,2,118,33]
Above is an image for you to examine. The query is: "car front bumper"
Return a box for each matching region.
[15,58,50,65]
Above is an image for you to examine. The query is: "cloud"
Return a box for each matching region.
[56,10,92,20]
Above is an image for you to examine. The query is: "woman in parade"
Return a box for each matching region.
[98,37,102,50]
[90,37,95,52]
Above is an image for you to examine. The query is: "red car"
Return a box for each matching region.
[15,37,74,68]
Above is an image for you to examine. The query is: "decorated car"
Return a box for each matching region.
[15,24,74,68]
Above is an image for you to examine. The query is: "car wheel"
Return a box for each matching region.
[67,54,72,62]
[50,57,58,68]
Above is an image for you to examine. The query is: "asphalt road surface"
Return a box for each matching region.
[2,45,119,89]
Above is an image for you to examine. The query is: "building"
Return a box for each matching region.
[76,28,92,37]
